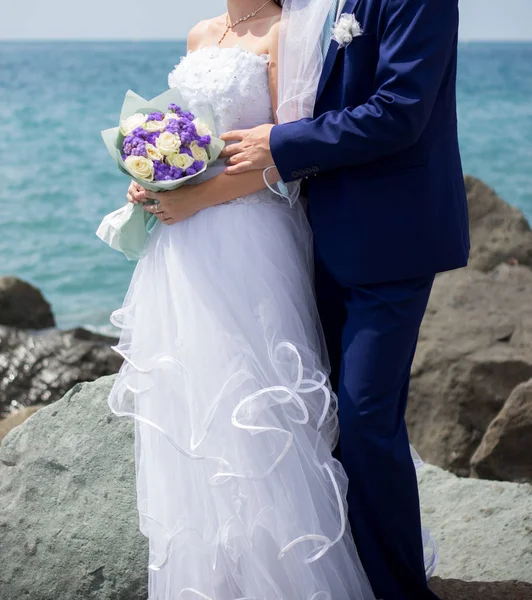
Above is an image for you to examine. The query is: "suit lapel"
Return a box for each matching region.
[316,0,362,103]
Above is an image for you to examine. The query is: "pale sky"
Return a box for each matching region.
[0,0,531,41]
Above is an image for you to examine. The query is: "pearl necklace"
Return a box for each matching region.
[218,0,273,45]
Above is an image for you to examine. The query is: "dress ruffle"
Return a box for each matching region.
[107,199,379,599]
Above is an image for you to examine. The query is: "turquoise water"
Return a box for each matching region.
[1,41,531,332]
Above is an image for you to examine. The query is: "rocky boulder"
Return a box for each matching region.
[429,578,532,600]
[0,276,55,329]
[419,464,532,585]
[1,377,531,600]
[470,378,532,483]
[465,175,532,272]
[0,375,148,600]
[0,326,122,417]
[407,264,532,476]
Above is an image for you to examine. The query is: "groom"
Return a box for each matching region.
[221,0,469,598]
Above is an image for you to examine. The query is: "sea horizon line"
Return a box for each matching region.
[1,37,532,44]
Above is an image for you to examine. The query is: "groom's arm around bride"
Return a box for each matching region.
[222,0,470,599]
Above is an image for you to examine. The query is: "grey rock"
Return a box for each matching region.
[0,375,148,600]
[406,264,532,476]
[0,276,55,329]
[418,464,532,584]
[429,578,532,600]
[0,325,122,417]
[466,175,532,272]
[1,378,530,599]
[471,378,532,483]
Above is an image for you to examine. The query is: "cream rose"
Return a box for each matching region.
[192,118,212,137]
[156,131,182,155]
[190,141,209,164]
[145,143,164,162]
[143,117,166,133]
[119,113,146,136]
[124,156,154,182]
[167,152,194,171]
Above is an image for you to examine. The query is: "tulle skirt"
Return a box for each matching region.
[106,192,433,599]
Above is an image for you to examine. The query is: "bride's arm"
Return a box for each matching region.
[135,23,281,223]
[186,20,282,209]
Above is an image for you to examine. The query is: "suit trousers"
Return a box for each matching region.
[315,256,440,600]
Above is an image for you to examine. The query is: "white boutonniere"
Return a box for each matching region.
[332,13,363,48]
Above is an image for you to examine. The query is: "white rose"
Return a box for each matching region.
[332,13,363,48]
[156,131,182,155]
[167,152,194,171]
[192,118,212,137]
[143,117,166,132]
[124,156,154,182]
[145,143,164,162]
[119,113,146,136]
[189,141,209,164]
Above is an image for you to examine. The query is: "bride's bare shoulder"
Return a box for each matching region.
[187,15,226,52]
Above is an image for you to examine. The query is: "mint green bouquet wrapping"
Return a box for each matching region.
[97,88,225,261]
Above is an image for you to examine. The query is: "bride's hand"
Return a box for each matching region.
[141,186,205,225]
[126,181,145,204]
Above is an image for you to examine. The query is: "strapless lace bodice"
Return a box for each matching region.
[168,45,276,204]
[168,45,274,140]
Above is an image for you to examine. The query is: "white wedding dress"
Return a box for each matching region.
[107,46,434,600]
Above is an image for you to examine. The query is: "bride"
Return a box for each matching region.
[107,1,431,598]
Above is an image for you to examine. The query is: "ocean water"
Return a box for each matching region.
[1,41,531,333]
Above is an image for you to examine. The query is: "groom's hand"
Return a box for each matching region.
[220,124,275,175]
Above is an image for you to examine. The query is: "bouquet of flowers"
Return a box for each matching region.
[97,88,224,260]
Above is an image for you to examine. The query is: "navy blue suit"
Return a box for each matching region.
[270,0,470,598]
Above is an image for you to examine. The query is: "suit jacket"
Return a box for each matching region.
[270,0,470,286]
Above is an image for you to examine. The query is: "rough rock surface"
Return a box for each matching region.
[471,378,532,483]
[419,464,532,584]
[407,264,532,476]
[0,375,148,600]
[429,578,532,600]
[1,378,531,600]
[465,175,532,271]
[0,276,55,329]
[0,325,121,417]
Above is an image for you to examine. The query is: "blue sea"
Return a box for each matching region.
[1,41,531,333]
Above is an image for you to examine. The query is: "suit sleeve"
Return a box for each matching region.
[270,0,459,182]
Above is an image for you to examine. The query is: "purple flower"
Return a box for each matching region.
[153,160,171,181]
[146,111,164,122]
[167,104,195,120]
[168,103,181,115]
[197,135,211,148]
[192,160,204,171]
[146,132,160,146]
[123,134,148,156]
[131,142,147,157]
[131,127,146,138]
[168,166,184,180]
[180,131,195,145]
[179,146,193,157]
[164,119,181,134]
